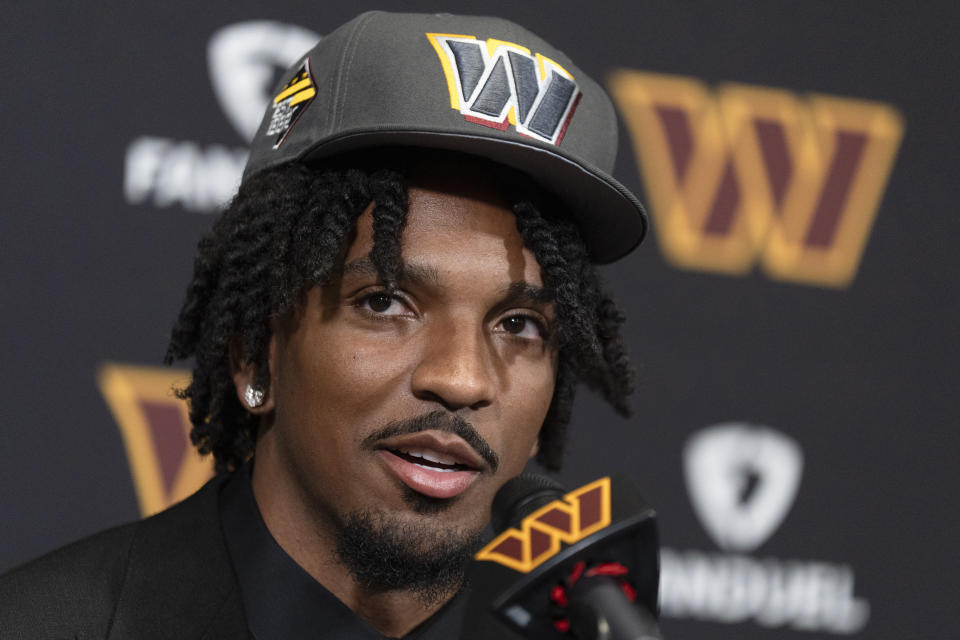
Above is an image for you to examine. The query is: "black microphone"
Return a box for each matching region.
[462,473,662,639]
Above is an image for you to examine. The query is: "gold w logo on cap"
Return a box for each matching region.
[609,70,904,288]
[427,33,581,145]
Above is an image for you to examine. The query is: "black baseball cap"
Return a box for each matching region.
[242,11,647,263]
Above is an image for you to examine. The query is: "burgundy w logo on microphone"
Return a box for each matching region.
[476,477,611,573]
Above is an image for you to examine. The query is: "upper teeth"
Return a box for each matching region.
[398,448,458,466]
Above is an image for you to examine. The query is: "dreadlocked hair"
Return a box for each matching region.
[510,200,635,467]
[165,159,633,473]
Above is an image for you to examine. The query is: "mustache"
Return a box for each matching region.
[362,410,500,473]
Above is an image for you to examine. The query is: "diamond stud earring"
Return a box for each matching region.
[244,384,265,408]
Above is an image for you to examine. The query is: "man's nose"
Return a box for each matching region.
[411,321,495,411]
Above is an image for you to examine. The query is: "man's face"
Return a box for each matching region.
[256,164,557,568]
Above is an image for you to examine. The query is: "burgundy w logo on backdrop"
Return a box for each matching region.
[609,70,903,288]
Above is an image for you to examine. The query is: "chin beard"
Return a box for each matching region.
[333,504,485,606]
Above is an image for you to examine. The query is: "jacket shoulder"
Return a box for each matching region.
[0,519,138,637]
[0,475,234,639]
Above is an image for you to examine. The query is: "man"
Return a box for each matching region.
[0,11,647,639]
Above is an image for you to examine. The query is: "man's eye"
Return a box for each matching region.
[358,292,407,316]
[499,315,544,339]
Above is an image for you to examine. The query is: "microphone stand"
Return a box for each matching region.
[568,574,662,640]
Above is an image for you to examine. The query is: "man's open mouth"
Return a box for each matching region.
[376,433,485,499]
[388,447,476,472]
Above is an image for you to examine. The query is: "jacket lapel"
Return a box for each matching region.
[107,475,252,639]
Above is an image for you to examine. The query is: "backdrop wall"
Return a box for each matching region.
[2,2,957,638]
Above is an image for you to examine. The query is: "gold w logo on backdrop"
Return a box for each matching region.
[98,363,213,516]
[476,477,611,573]
[608,70,903,288]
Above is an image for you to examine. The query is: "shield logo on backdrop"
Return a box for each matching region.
[98,363,213,516]
[207,21,321,142]
[683,422,803,552]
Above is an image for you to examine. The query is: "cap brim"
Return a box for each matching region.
[298,129,647,264]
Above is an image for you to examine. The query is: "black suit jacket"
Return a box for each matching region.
[0,475,251,639]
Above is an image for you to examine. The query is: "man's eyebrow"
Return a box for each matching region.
[341,258,552,304]
[499,281,554,306]
[341,257,442,287]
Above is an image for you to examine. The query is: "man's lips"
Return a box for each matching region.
[376,431,485,499]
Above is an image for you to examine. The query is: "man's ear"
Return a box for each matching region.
[229,335,276,414]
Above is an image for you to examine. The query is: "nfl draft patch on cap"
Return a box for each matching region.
[243,11,648,263]
[266,60,317,149]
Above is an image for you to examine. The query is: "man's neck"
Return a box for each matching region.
[251,441,456,637]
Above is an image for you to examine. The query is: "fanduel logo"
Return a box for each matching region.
[124,21,320,213]
[208,21,321,142]
[684,422,802,552]
[659,422,870,634]
[427,34,581,145]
